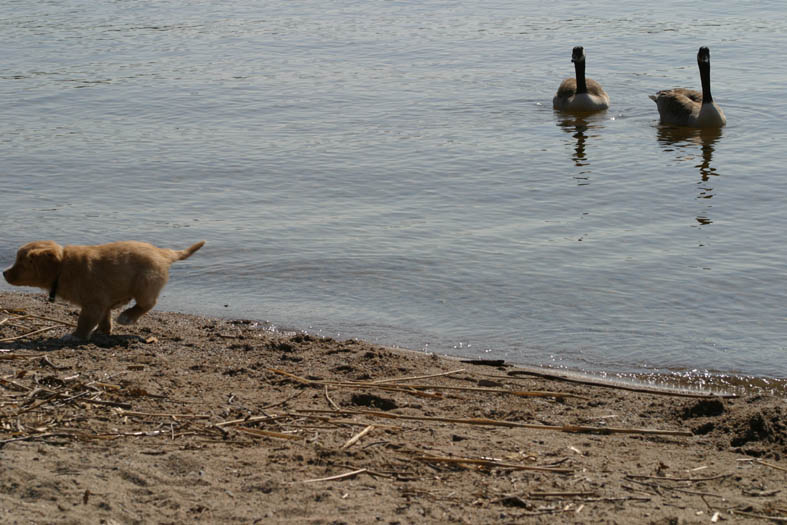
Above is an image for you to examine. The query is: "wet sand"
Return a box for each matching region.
[1,291,785,523]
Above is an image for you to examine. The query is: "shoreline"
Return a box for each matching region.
[5,285,785,395]
[1,290,786,523]
[167,296,787,398]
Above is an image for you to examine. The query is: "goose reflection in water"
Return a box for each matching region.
[556,114,608,183]
[656,125,723,225]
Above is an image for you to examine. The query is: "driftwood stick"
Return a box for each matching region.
[296,409,692,436]
[460,359,506,367]
[417,455,572,474]
[506,369,737,399]
[341,425,374,450]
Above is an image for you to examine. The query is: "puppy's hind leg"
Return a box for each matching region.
[117,287,161,326]
[117,274,166,326]
[117,300,156,325]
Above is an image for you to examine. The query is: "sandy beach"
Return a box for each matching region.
[0,290,785,524]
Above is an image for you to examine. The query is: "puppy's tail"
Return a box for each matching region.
[172,241,206,262]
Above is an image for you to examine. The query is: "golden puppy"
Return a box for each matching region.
[4,240,205,341]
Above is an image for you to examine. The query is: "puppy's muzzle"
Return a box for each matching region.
[2,269,17,285]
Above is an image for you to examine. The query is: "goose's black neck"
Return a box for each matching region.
[699,61,713,104]
[574,59,587,94]
[697,47,713,104]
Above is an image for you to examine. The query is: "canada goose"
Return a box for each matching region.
[649,47,726,128]
[553,46,610,112]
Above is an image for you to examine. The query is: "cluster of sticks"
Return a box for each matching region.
[1,308,75,343]
[1,308,142,446]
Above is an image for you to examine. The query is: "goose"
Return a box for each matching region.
[649,46,726,128]
[553,46,610,112]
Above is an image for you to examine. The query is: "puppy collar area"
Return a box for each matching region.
[48,277,59,302]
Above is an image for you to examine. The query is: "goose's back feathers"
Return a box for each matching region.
[555,78,578,100]
[579,78,608,99]
[555,78,607,99]
[553,78,609,112]
[648,89,702,125]
[657,88,703,104]
[649,88,725,127]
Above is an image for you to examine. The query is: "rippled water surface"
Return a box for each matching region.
[2,0,787,386]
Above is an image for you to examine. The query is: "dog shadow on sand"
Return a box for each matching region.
[7,332,149,352]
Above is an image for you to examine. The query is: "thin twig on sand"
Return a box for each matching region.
[341,425,375,450]
[416,455,572,474]
[300,468,368,483]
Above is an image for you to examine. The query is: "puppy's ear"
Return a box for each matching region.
[29,247,63,276]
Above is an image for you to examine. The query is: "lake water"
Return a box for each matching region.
[2,0,786,391]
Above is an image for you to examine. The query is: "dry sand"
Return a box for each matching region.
[1,291,785,524]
